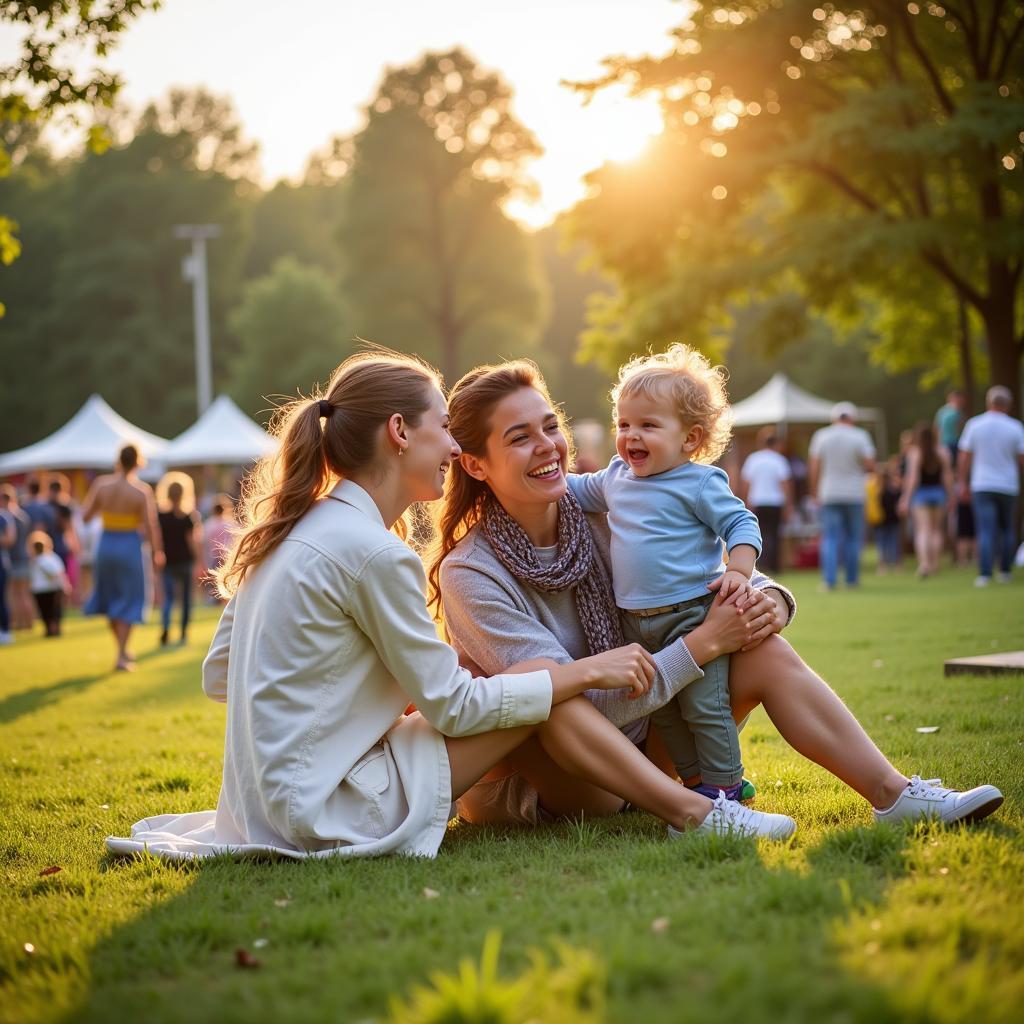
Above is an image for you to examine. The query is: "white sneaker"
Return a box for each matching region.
[0,631,12,645]
[996,572,1012,584]
[973,575,991,588]
[874,775,1003,826]
[669,792,796,841]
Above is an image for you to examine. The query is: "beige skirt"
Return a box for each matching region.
[106,712,456,861]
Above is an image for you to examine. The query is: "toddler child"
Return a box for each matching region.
[568,344,769,814]
[28,531,70,637]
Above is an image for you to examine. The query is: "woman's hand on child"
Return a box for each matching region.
[698,592,756,657]
[739,590,786,651]
[693,588,784,659]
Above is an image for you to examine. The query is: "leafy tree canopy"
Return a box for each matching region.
[227,256,353,415]
[134,87,261,181]
[371,47,542,201]
[0,1,160,308]
[343,51,547,381]
[0,88,253,448]
[568,0,1024,394]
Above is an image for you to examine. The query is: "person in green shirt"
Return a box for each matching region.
[934,388,965,465]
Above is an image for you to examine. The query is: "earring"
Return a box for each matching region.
[398,447,405,457]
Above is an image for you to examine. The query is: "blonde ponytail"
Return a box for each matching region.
[216,349,440,597]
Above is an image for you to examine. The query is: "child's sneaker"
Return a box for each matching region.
[690,778,757,803]
[873,775,1003,826]
[669,792,796,841]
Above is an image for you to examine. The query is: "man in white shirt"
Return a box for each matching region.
[809,402,877,590]
[957,386,1024,586]
[740,428,794,573]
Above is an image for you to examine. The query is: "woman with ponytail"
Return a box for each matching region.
[107,349,769,861]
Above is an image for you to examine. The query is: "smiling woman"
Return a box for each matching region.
[431,355,1004,835]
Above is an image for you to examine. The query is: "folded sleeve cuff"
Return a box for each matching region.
[499,669,552,729]
[751,571,797,625]
[728,530,764,556]
[655,636,704,689]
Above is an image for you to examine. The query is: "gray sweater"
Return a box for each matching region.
[439,515,796,736]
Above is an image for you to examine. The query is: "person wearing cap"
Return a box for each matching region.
[808,402,877,590]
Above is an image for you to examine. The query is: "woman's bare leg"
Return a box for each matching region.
[643,723,681,780]
[445,724,537,799]
[446,696,713,830]
[911,505,932,574]
[729,635,909,809]
[534,697,713,829]
[929,506,945,573]
[503,737,627,819]
[110,619,133,670]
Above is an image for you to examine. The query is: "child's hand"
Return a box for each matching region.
[715,569,753,605]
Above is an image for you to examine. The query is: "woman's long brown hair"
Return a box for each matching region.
[426,359,573,615]
[915,420,941,477]
[215,348,439,597]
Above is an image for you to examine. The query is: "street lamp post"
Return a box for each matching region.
[173,224,221,416]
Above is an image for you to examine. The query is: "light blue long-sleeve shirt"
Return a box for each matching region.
[567,457,762,609]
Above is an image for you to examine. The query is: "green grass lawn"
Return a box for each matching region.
[1,566,1023,1024]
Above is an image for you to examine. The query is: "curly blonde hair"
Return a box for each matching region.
[611,343,733,464]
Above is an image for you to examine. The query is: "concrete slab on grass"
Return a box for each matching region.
[944,651,1024,677]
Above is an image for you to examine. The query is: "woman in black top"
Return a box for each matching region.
[898,422,954,577]
[156,473,201,645]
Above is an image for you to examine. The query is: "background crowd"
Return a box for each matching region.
[3,379,1023,655]
[4,382,1023,658]
[0,462,235,651]
[739,386,1024,592]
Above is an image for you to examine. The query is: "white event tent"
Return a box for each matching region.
[159,395,277,467]
[0,394,169,476]
[731,373,882,428]
[731,372,886,454]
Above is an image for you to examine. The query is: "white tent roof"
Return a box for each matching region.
[0,394,169,475]
[731,373,880,427]
[160,395,277,467]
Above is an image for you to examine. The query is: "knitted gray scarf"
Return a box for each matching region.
[482,492,624,655]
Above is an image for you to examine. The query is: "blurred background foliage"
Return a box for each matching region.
[2,0,1021,452]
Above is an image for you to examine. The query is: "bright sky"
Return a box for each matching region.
[2,0,686,226]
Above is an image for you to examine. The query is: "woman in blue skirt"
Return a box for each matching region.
[83,444,164,671]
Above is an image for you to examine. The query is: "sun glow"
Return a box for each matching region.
[505,85,665,229]
[0,0,684,232]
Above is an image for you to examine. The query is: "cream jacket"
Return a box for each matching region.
[106,480,552,861]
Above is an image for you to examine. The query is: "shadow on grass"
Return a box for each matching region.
[39,818,985,1024]
[0,647,172,726]
[0,673,111,725]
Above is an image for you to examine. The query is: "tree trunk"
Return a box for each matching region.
[957,298,975,416]
[439,304,460,383]
[980,295,1022,415]
[426,169,461,381]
